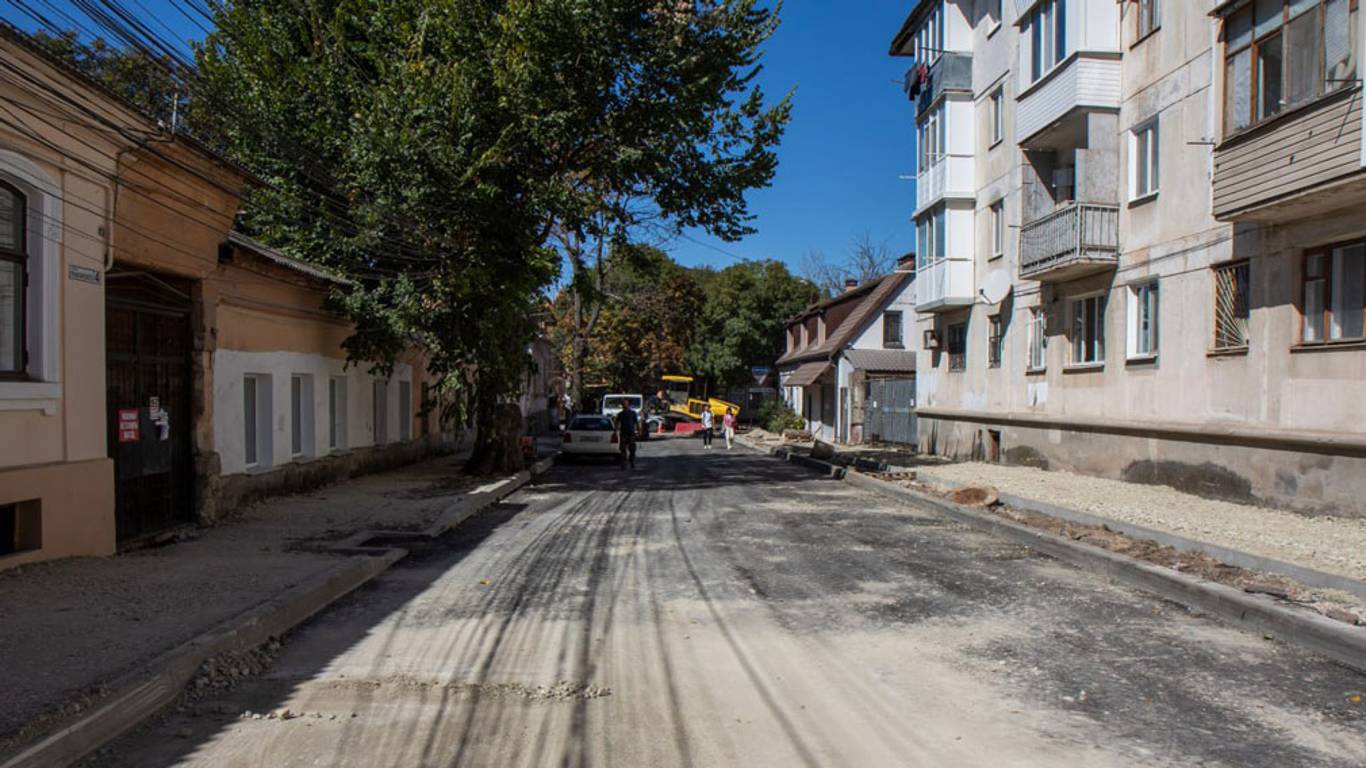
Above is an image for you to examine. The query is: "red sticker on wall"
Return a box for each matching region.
[117,408,140,443]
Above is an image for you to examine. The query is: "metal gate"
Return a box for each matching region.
[864,377,917,446]
[106,273,194,542]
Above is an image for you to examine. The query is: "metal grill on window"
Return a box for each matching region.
[1214,261,1251,350]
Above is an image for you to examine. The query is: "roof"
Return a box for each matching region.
[777,270,915,367]
[785,361,832,387]
[228,231,352,287]
[841,349,917,373]
[785,273,892,326]
[889,0,932,56]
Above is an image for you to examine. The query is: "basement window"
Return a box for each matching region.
[0,500,41,556]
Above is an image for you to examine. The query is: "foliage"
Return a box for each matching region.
[689,259,818,388]
[757,398,804,433]
[801,233,900,299]
[28,31,186,127]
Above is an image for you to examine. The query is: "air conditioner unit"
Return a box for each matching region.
[923,329,941,350]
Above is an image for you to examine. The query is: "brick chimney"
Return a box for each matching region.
[896,252,916,272]
[844,278,859,292]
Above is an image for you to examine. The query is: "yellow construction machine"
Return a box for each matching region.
[658,375,740,421]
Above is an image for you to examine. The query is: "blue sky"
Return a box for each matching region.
[10,1,920,274]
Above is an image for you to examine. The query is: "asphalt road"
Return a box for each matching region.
[89,438,1366,767]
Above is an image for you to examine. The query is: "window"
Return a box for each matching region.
[328,376,347,451]
[1137,0,1161,40]
[989,87,1004,145]
[1302,243,1365,343]
[989,0,1003,27]
[1131,119,1160,199]
[990,199,1005,258]
[398,380,412,441]
[1028,0,1067,84]
[1027,307,1048,370]
[918,104,946,174]
[947,322,968,371]
[988,314,1004,368]
[883,311,904,347]
[1127,282,1160,358]
[916,3,946,64]
[1070,294,1108,365]
[917,205,947,269]
[1213,260,1251,350]
[290,375,304,456]
[373,379,389,444]
[0,181,25,378]
[244,375,260,467]
[1223,0,1358,134]
[0,500,40,556]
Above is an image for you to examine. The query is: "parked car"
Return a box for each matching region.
[561,415,620,460]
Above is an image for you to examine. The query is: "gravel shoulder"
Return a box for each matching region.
[911,461,1366,583]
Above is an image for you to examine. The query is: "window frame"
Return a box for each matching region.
[1069,293,1108,367]
[1027,306,1048,371]
[989,86,1005,146]
[1028,0,1068,85]
[1130,118,1160,201]
[987,314,1004,369]
[882,310,905,348]
[1212,259,1252,351]
[947,322,968,371]
[243,375,259,468]
[1300,239,1366,344]
[1222,0,1359,137]
[1127,281,1160,360]
[989,198,1005,259]
[1136,0,1161,43]
[0,179,26,381]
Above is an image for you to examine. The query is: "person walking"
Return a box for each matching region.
[701,409,714,449]
[615,406,640,470]
[722,410,736,449]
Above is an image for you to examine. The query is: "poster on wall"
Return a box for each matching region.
[117,408,140,443]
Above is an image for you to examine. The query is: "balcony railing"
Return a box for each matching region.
[915,153,973,212]
[1019,202,1119,282]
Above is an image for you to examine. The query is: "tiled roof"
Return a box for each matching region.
[842,349,917,373]
[776,271,914,366]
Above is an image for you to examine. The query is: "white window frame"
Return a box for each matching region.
[1070,293,1108,367]
[242,373,273,470]
[989,86,1004,146]
[918,104,946,174]
[988,0,1004,34]
[989,199,1005,259]
[1130,118,1160,201]
[328,376,348,451]
[1027,306,1048,371]
[1027,0,1068,86]
[1126,281,1160,359]
[289,374,316,459]
[0,151,63,415]
[1137,0,1162,40]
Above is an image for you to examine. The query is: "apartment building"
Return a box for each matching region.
[890,0,1366,517]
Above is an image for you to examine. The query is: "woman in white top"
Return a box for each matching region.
[701,409,714,448]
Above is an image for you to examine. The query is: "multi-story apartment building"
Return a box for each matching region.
[890,0,1366,518]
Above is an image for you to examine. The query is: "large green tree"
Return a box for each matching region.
[191,0,791,472]
[690,259,817,388]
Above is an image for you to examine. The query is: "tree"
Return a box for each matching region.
[689,260,817,389]
[28,31,187,128]
[801,233,898,298]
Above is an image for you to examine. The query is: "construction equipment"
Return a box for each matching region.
[658,375,741,421]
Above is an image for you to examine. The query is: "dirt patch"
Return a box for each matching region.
[950,487,999,507]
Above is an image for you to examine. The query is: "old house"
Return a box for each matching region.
[776,257,918,444]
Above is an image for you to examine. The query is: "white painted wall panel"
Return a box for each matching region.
[1016,55,1120,143]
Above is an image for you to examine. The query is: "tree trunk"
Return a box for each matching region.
[463,376,526,476]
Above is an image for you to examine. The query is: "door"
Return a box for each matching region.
[838,386,849,444]
[864,376,918,446]
[106,273,194,542]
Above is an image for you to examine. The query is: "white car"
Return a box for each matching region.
[561,415,621,460]
[602,394,648,438]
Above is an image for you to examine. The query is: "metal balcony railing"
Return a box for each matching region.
[1019,202,1120,280]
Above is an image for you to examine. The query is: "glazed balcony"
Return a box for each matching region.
[915,258,974,313]
[915,152,974,213]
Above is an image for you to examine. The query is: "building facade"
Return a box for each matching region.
[891,0,1366,517]
[777,259,918,444]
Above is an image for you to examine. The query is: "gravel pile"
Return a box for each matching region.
[915,462,1366,583]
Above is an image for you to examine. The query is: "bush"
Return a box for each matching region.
[757,399,804,433]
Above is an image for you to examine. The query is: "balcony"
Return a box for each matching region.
[907,52,972,118]
[915,258,973,313]
[1213,89,1366,223]
[1016,53,1120,149]
[1019,202,1119,283]
[915,153,973,213]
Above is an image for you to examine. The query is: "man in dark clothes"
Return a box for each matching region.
[615,406,640,470]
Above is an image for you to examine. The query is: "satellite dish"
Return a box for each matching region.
[979,269,1012,305]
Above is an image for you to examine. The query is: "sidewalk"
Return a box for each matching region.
[910,461,1366,585]
[0,451,515,756]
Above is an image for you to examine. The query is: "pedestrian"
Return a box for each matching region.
[614,406,640,470]
[722,410,735,449]
[701,408,714,449]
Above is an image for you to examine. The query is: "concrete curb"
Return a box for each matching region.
[741,437,1366,674]
[914,474,1366,602]
[0,454,557,768]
